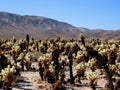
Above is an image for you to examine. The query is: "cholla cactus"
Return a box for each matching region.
[116,63,120,69]
[99,49,108,57]
[75,62,86,72]
[75,62,86,83]
[79,33,85,46]
[49,65,55,75]
[25,52,33,62]
[59,55,67,65]
[70,42,80,55]
[109,64,117,76]
[86,71,99,90]
[17,52,25,61]
[39,44,46,54]
[48,43,58,52]
[38,55,45,63]
[12,44,21,52]
[64,42,71,54]
[116,53,120,62]
[24,52,33,70]
[5,53,15,66]
[57,42,64,52]
[38,53,52,64]
[30,44,36,51]
[87,58,97,71]
[108,48,117,64]
[75,51,85,63]
[6,41,13,49]
[59,55,67,78]
[1,65,16,87]
[11,44,21,56]
[17,52,26,71]
[10,58,15,66]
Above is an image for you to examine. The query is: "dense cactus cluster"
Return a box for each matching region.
[0,34,120,90]
[1,65,16,89]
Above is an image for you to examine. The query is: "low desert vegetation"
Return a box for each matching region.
[0,34,120,90]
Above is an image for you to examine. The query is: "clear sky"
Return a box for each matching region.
[0,0,120,30]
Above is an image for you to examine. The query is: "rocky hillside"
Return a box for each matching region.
[0,12,120,39]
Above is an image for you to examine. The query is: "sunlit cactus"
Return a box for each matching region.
[109,64,117,76]
[75,51,85,63]
[79,33,85,46]
[0,33,120,90]
[87,58,97,71]
[86,71,99,90]
[75,62,86,83]
[1,65,16,89]
[70,42,80,56]
[64,42,71,54]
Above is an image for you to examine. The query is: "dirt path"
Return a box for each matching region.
[12,70,108,90]
[11,62,108,90]
[12,71,40,90]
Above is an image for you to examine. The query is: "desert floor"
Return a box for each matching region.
[12,62,109,90]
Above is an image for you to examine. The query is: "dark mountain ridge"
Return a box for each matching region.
[0,12,120,39]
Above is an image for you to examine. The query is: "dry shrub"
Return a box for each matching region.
[52,80,62,90]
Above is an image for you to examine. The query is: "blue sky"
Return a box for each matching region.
[0,0,120,30]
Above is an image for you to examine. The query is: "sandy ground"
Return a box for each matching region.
[12,71,40,90]
[12,67,108,90]
[9,60,112,90]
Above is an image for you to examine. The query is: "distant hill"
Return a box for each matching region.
[0,12,120,39]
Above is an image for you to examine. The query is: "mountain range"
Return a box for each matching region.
[0,12,120,40]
